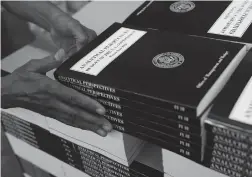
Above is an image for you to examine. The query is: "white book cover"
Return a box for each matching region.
[162,149,228,177]
[1,108,49,131]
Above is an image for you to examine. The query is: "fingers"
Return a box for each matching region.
[43,100,112,136]
[19,49,66,74]
[74,118,110,137]
[76,28,97,51]
[43,109,109,137]
[87,29,97,42]
[47,79,106,115]
[74,111,113,133]
[52,99,108,125]
[73,23,97,50]
[18,97,112,136]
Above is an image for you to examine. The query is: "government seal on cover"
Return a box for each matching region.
[152,52,184,68]
[170,1,195,13]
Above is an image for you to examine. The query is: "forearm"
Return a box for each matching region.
[2,1,66,31]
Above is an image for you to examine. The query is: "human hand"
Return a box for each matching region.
[1,49,112,137]
[50,14,97,57]
[2,1,96,57]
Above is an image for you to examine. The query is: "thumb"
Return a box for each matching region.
[24,49,66,74]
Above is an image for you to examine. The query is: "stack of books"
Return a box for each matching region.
[54,22,247,163]
[1,102,145,177]
[62,142,165,177]
[124,1,252,50]
[2,108,167,177]
[203,51,252,177]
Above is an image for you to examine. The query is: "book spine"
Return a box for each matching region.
[205,124,251,144]
[204,147,252,169]
[205,144,249,162]
[101,102,200,136]
[205,132,252,173]
[60,78,199,126]
[60,78,203,145]
[203,148,252,177]
[125,117,202,144]
[135,132,201,163]
[105,106,201,144]
[203,124,252,177]
[76,145,131,177]
[206,132,250,151]
[57,80,200,134]
[58,135,135,177]
[58,80,202,141]
[126,120,201,149]
[55,74,196,117]
[57,81,203,151]
[104,100,200,134]
[207,163,248,177]
[59,134,135,177]
[1,112,70,165]
[1,112,40,149]
[206,158,246,177]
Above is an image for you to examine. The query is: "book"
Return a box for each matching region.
[203,147,252,177]
[203,50,252,177]
[204,50,252,135]
[45,115,144,166]
[61,81,203,147]
[203,50,252,149]
[60,81,201,127]
[55,88,203,163]
[54,22,247,118]
[1,114,146,177]
[1,107,144,166]
[124,1,252,49]
[3,118,164,177]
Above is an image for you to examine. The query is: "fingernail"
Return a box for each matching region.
[97,129,107,137]
[96,108,105,115]
[54,49,66,61]
[102,124,112,132]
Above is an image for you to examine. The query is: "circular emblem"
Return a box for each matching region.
[152,52,184,69]
[170,1,195,13]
